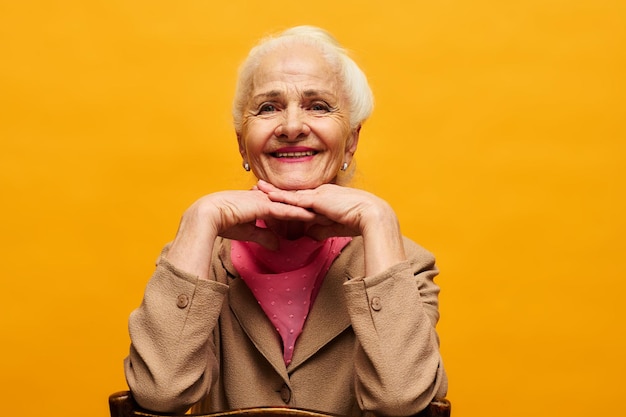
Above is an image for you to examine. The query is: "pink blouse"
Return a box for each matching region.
[231,231,351,365]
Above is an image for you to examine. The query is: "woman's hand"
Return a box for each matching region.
[166,189,316,279]
[256,180,407,275]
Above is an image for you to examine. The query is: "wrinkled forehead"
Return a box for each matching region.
[251,42,344,96]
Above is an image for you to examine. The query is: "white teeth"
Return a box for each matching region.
[275,151,315,158]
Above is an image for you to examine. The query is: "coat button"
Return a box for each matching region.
[280,384,291,403]
[176,294,189,309]
[370,296,382,311]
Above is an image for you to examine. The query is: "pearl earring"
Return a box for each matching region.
[243,162,250,171]
[341,162,349,171]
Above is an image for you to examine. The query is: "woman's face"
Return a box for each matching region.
[238,43,359,191]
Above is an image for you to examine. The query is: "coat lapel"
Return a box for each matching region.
[228,278,289,377]
[288,262,352,369]
[219,239,288,378]
[218,237,362,375]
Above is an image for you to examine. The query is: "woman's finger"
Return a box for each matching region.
[257,180,319,208]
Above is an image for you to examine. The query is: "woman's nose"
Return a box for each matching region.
[275,107,311,141]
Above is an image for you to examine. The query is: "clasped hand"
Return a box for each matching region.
[222,179,394,249]
[166,180,403,279]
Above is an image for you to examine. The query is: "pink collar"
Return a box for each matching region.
[231,229,351,366]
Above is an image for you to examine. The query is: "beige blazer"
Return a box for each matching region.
[125,236,447,416]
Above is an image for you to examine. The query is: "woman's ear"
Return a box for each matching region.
[237,133,247,160]
[344,125,361,164]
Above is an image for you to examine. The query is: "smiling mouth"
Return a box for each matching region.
[273,150,317,158]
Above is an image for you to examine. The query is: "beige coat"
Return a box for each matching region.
[125,236,447,416]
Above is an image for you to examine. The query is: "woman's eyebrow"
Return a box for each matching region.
[252,90,282,101]
[251,89,337,103]
[302,89,336,99]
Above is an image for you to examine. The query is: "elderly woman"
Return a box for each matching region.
[124,26,447,417]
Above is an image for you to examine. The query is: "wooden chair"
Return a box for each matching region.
[109,391,450,417]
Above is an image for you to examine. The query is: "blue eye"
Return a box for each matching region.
[310,102,331,112]
[259,103,277,114]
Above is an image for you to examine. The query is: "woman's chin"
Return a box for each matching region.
[264,175,327,191]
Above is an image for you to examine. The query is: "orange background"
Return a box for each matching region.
[1,1,624,417]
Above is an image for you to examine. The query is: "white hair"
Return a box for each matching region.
[232,25,374,134]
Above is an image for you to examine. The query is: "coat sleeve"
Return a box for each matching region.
[124,253,229,413]
[343,237,447,416]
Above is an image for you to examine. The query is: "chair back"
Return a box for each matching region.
[109,391,450,417]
